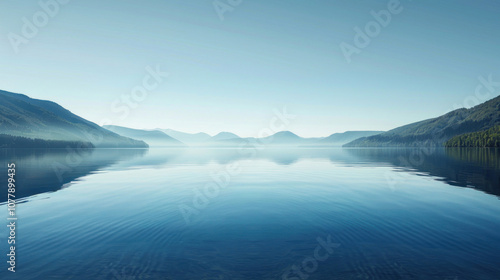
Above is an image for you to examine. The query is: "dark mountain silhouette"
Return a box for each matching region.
[345,95,500,147]
[445,125,500,147]
[0,134,94,149]
[0,90,148,148]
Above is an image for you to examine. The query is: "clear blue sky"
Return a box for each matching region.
[1,0,499,137]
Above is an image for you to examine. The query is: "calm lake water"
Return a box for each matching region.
[1,147,500,280]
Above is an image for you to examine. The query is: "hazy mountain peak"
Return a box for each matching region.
[212,132,240,141]
[103,125,184,147]
[271,131,301,139]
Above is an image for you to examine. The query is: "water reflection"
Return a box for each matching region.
[344,147,500,197]
[1,147,499,204]
[0,148,147,203]
[1,147,500,279]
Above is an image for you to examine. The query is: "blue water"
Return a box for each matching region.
[1,148,500,279]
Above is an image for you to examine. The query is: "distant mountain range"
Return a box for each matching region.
[0,90,147,148]
[345,95,500,147]
[261,131,306,144]
[155,129,243,146]
[101,126,381,147]
[158,129,212,144]
[0,89,397,148]
[203,130,375,147]
[11,88,499,149]
[104,125,184,147]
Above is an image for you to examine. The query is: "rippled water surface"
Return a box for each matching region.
[1,147,500,279]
